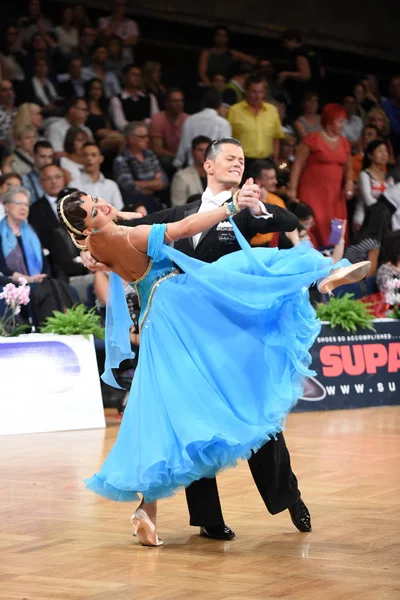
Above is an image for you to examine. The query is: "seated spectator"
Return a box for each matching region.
[2,124,36,176]
[19,0,54,45]
[57,57,86,99]
[13,103,42,135]
[210,73,227,93]
[383,76,400,156]
[0,186,49,285]
[106,34,130,79]
[45,95,93,159]
[228,74,283,168]
[248,159,286,246]
[170,135,210,206]
[0,80,17,157]
[294,92,321,140]
[142,61,167,110]
[149,88,188,174]
[24,32,56,79]
[77,26,97,67]
[85,78,124,152]
[376,232,400,291]
[354,140,395,229]
[366,107,396,164]
[109,64,159,132]
[174,90,231,168]
[60,126,89,180]
[98,0,140,63]
[351,125,381,185]
[113,121,168,213]
[25,55,60,116]
[0,173,22,220]
[278,99,296,136]
[82,42,121,99]
[342,95,365,151]
[22,140,54,205]
[353,82,368,121]
[359,74,381,110]
[275,133,297,191]
[0,24,26,82]
[221,62,253,115]
[70,142,123,209]
[55,5,79,58]
[73,4,92,30]
[198,26,256,87]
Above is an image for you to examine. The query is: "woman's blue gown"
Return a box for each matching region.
[85,220,345,503]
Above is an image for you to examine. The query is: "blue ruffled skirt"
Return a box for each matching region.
[85,238,343,503]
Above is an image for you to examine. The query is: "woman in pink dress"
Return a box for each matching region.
[288,104,353,247]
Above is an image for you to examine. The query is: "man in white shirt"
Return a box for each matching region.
[45,96,93,160]
[342,95,364,151]
[70,142,124,210]
[170,135,210,206]
[173,90,231,168]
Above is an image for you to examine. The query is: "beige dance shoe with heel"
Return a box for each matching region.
[130,508,163,547]
[318,261,371,295]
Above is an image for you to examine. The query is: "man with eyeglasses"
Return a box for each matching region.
[45,96,93,160]
[113,121,168,213]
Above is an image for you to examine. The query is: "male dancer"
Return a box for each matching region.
[82,137,312,540]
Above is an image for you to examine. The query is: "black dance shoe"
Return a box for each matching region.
[200,524,236,540]
[288,498,312,532]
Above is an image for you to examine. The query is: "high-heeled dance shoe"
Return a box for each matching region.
[130,508,163,547]
[318,261,371,295]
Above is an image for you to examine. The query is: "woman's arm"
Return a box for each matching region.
[367,247,380,276]
[198,49,211,86]
[287,142,310,200]
[94,271,109,306]
[294,118,308,140]
[358,171,376,207]
[343,155,354,197]
[231,49,257,65]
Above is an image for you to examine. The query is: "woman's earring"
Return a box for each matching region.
[93,228,98,234]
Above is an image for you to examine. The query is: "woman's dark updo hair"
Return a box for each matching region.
[363,140,388,170]
[56,189,87,240]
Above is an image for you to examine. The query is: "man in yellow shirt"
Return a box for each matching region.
[228,74,283,169]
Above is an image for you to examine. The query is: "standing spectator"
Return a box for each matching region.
[198,26,256,87]
[342,95,364,151]
[0,24,26,83]
[22,140,54,205]
[221,62,253,112]
[70,142,123,210]
[288,104,352,247]
[82,43,121,99]
[54,5,79,58]
[25,56,60,116]
[19,0,54,44]
[0,80,17,157]
[85,78,124,152]
[0,173,22,221]
[228,74,283,169]
[60,127,89,180]
[109,65,159,132]
[113,121,168,213]
[353,140,395,229]
[106,34,130,78]
[2,124,36,176]
[280,29,324,117]
[294,92,321,140]
[383,76,400,155]
[149,88,188,174]
[174,90,231,168]
[142,61,167,110]
[98,0,140,63]
[77,26,97,67]
[170,135,210,206]
[57,57,86,99]
[45,96,93,159]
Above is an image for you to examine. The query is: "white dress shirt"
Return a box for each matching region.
[193,187,272,248]
[45,195,60,219]
[109,91,159,132]
[45,118,93,153]
[70,171,124,210]
[174,109,232,168]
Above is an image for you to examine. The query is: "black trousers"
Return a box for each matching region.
[185,432,300,527]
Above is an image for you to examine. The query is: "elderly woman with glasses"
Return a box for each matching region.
[0,186,48,285]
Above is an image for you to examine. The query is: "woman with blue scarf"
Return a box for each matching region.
[0,186,49,286]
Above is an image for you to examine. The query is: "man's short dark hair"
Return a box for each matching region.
[122,63,140,76]
[0,173,22,187]
[230,61,254,79]
[201,89,222,110]
[204,137,242,161]
[288,201,315,220]
[248,159,276,180]
[34,140,53,154]
[83,141,101,152]
[65,95,85,113]
[281,28,303,43]
[165,87,184,102]
[244,74,267,90]
[192,135,212,151]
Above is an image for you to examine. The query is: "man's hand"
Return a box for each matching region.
[81,250,109,273]
[237,178,262,215]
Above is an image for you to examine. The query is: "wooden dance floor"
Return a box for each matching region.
[1,407,400,600]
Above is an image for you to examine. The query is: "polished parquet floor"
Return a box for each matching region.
[1,407,400,600]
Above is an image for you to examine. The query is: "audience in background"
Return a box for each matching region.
[2,124,36,176]
[55,5,79,58]
[174,90,231,168]
[19,0,54,45]
[351,125,381,185]
[106,34,130,78]
[98,0,140,63]
[353,82,368,121]
[210,73,227,95]
[383,76,400,156]
[25,56,60,116]
[170,135,210,206]
[22,140,54,205]
[77,26,97,67]
[60,126,90,180]
[58,57,86,99]
[109,64,159,132]
[82,43,121,99]
[376,232,400,291]
[113,121,167,213]
[13,103,42,135]
[0,25,26,83]
[221,62,253,115]
[366,108,395,164]
[0,80,17,157]
[142,61,167,111]
[85,78,124,152]
[45,96,93,158]
[0,173,22,221]
[342,95,364,151]
[294,92,321,140]
[275,133,297,192]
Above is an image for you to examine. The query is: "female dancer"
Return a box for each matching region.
[58,189,369,546]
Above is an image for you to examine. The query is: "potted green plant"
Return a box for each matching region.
[41,304,105,339]
[316,293,376,332]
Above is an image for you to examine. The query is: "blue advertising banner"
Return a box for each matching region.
[294,319,400,412]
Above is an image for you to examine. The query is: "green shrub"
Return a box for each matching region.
[316,293,376,333]
[41,304,105,339]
